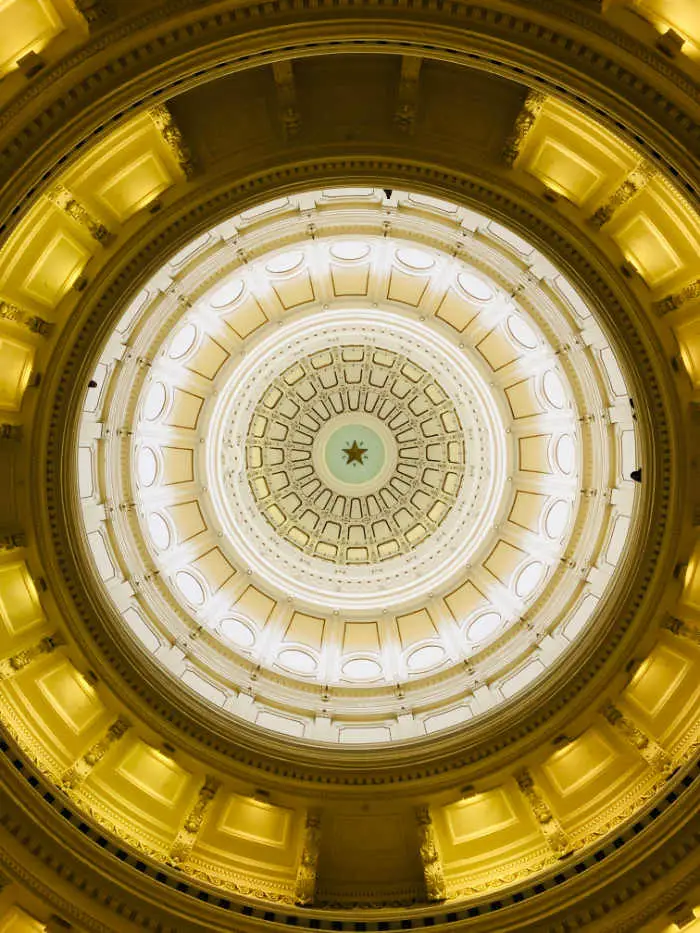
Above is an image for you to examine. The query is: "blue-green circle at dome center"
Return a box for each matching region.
[324,423,385,485]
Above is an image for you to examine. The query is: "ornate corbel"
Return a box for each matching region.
[61,717,131,789]
[45,916,72,932]
[652,279,700,316]
[416,805,447,902]
[168,775,220,866]
[0,301,53,337]
[150,105,196,179]
[502,90,547,167]
[72,0,110,24]
[47,184,112,245]
[589,161,656,228]
[663,616,700,646]
[667,901,697,929]
[272,61,301,140]
[294,809,322,906]
[602,703,677,778]
[0,424,21,441]
[0,633,63,680]
[394,56,422,134]
[515,768,573,859]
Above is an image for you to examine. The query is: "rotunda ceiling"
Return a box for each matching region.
[76,188,638,744]
[0,2,699,926]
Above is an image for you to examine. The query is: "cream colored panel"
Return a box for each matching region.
[509,491,547,532]
[23,234,89,307]
[0,0,64,76]
[434,288,479,332]
[525,139,601,204]
[331,263,370,296]
[166,500,206,542]
[82,738,197,848]
[477,327,519,371]
[435,785,546,886]
[285,611,325,649]
[505,378,543,419]
[165,388,203,429]
[272,271,314,309]
[222,294,268,338]
[191,548,235,592]
[541,730,618,798]
[396,609,437,647]
[610,212,681,289]
[484,540,526,586]
[1,655,111,769]
[444,580,488,622]
[387,269,430,306]
[442,790,519,848]
[0,562,44,640]
[233,585,276,624]
[537,727,644,824]
[343,621,380,653]
[185,336,229,380]
[115,742,191,807]
[518,435,552,473]
[37,660,105,735]
[192,793,300,876]
[218,794,293,847]
[0,339,33,411]
[606,179,700,292]
[100,154,171,220]
[160,446,194,485]
[0,200,94,310]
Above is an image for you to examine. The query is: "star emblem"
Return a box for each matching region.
[342,440,368,466]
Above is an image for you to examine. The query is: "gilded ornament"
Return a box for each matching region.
[295,810,322,906]
[416,806,447,902]
[515,769,572,859]
[502,90,547,167]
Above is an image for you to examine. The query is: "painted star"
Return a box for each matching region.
[342,440,367,466]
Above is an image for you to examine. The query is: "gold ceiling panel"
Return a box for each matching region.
[515,98,637,209]
[0,0,65,76]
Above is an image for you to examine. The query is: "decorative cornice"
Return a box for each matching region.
[0,2,698,243]
[0,728,698,932]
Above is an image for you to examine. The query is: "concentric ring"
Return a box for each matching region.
[75,188,638,744]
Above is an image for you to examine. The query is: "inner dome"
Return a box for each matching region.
[77,187,639,745]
